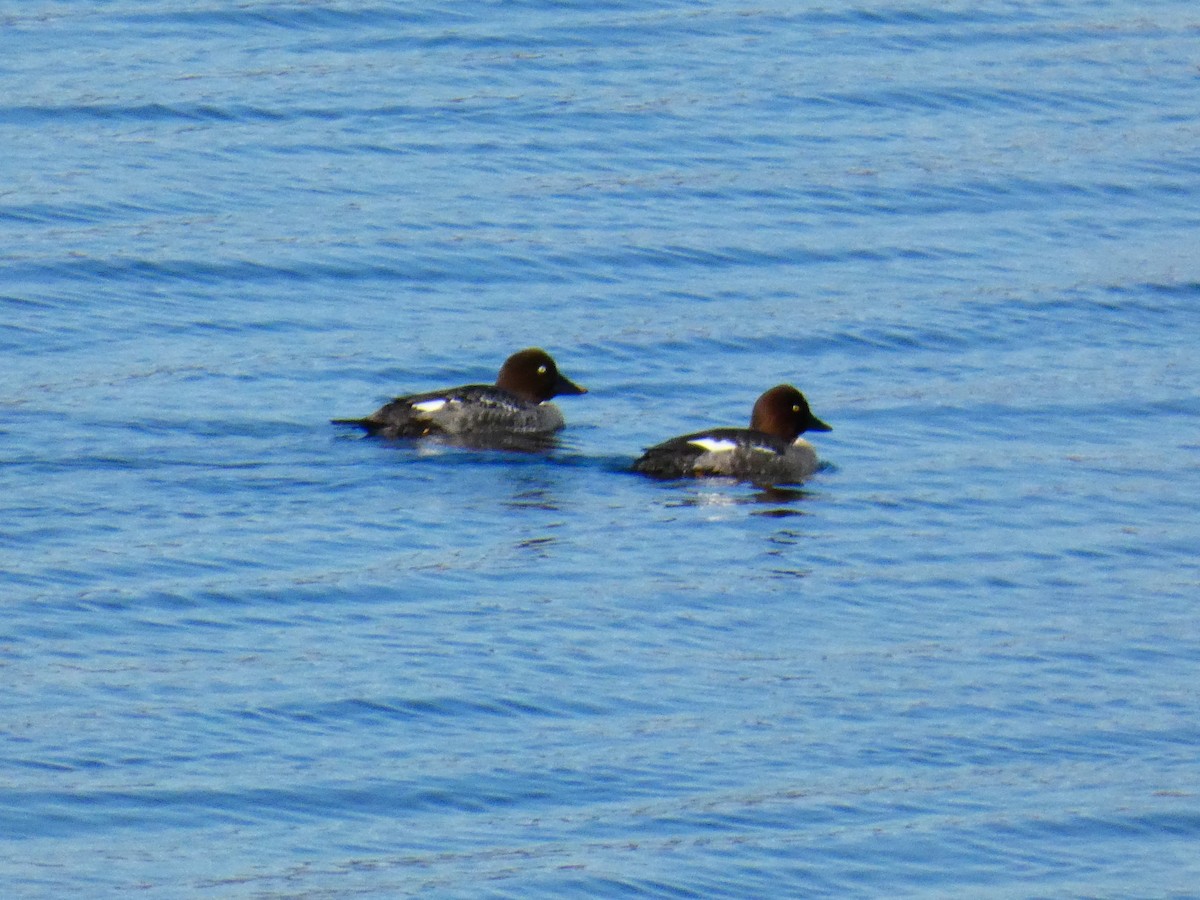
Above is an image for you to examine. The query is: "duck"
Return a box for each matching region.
[334,347,586,443]
[633,384,831,484]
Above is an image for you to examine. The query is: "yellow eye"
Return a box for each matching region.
[792,405,800,413]
[537,365,547,375]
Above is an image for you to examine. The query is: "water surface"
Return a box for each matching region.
[3,1,1200,896]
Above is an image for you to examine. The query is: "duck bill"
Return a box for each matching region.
[553,373,587,396]
[806,415,832,432]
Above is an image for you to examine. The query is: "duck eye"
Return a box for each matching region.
[792,405,801,413]
[537,365,547,375]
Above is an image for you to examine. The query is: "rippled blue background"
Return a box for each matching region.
[4,2,1200,896]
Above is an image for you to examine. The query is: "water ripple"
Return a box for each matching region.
[4,0,1200,896]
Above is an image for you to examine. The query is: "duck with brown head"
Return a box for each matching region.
[633,384,831,485]
[333,348,586,444]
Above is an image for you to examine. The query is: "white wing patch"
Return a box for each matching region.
[688,437,737,454]
[412,398,448,414]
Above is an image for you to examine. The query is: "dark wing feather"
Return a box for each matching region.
[333,384,530,438]
[633,428,790,480]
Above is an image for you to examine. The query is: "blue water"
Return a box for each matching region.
[4,1,1200,896]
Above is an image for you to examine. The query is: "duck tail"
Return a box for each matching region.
[331,417,379,433]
